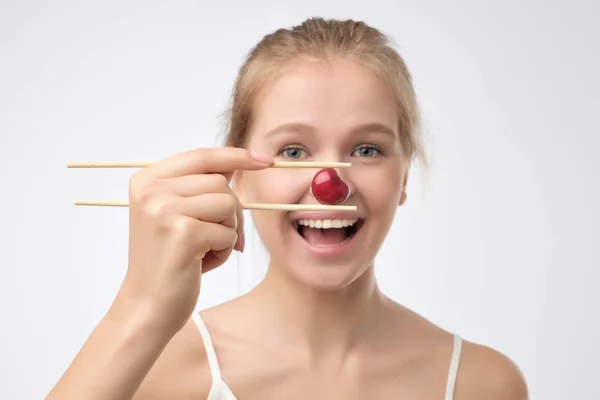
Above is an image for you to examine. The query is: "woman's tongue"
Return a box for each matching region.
[302,227,346,246]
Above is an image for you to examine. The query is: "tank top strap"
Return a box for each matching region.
[445,334,463,400]
[192,313,222,383]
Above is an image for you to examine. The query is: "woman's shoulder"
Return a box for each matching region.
[133,316,213,399]
[454,339,529,400]
[132,299,250,398]
[398,306,528,400]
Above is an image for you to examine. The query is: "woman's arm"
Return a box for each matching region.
[46,302,173,400]
[48,147,259,399]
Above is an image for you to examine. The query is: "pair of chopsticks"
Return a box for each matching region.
[67,161,357,212]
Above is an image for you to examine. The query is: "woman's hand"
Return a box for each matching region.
[117,147,272,336]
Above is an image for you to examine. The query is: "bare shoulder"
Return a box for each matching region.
[455,340,529,400]
[133,317,212,399]
[385,303,528,399]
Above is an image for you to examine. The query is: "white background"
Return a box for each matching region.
[1,1,599,398]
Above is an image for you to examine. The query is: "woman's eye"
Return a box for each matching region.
[281,147,305,159]
[353,145,381,158]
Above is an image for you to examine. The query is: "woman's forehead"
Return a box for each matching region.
[250,59,398,142]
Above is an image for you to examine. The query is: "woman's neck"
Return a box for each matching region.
[248,261,391,365]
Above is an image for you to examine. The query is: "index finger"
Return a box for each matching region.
[144,147,273,179]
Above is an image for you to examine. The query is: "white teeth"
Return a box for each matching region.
[297,219,358,229]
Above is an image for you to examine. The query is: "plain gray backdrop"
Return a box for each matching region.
[1,0,599,398]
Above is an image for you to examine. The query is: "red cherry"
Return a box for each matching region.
[310,168,350,205]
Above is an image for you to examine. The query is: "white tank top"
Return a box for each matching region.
[192,313,463,400]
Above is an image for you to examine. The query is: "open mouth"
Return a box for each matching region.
[293,218,364,247]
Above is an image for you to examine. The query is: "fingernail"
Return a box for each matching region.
[251,152,274,164]
[240,231,246,253]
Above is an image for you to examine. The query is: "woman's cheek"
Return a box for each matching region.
[350,165,402,205]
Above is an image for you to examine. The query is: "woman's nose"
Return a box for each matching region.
[306,150,356,202]
[309,166,355,204]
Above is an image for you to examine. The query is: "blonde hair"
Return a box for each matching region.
[222,17,426,167]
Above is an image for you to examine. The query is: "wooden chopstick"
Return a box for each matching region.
[69,160,355,212]
[66,161,351,169]
[73,200,357,211]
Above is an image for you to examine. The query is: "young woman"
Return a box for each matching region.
[48,17,528,400]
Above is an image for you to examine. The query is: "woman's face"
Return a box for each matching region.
[236,57,409,290]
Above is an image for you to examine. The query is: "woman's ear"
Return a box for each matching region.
[399,169,409,206]
[399,190,407,206]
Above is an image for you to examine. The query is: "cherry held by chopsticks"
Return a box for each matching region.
[310,168,350,205]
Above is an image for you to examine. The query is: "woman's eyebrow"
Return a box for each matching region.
[349,122,396,139]
[263,122,315,139]
[263,122,396,139]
